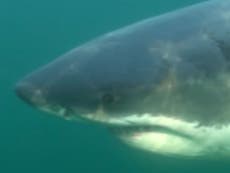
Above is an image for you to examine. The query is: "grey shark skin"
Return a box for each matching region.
[15,0,230,157]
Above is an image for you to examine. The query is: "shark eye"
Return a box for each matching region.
[102,93,115,104]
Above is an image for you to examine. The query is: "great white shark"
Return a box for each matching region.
[15,0,230,157]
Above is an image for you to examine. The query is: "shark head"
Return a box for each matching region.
[15,0,230,158]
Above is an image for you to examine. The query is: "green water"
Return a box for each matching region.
[1,0,230,172]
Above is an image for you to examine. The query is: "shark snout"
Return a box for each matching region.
[15,80,46,107]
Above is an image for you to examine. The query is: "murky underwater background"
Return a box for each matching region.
[1,0,230,172]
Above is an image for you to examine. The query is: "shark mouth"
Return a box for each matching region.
[81,113,230,157]
[31,101,230,157]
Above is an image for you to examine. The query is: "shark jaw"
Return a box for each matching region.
[34,102,230,158]
[82,113,230,158]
